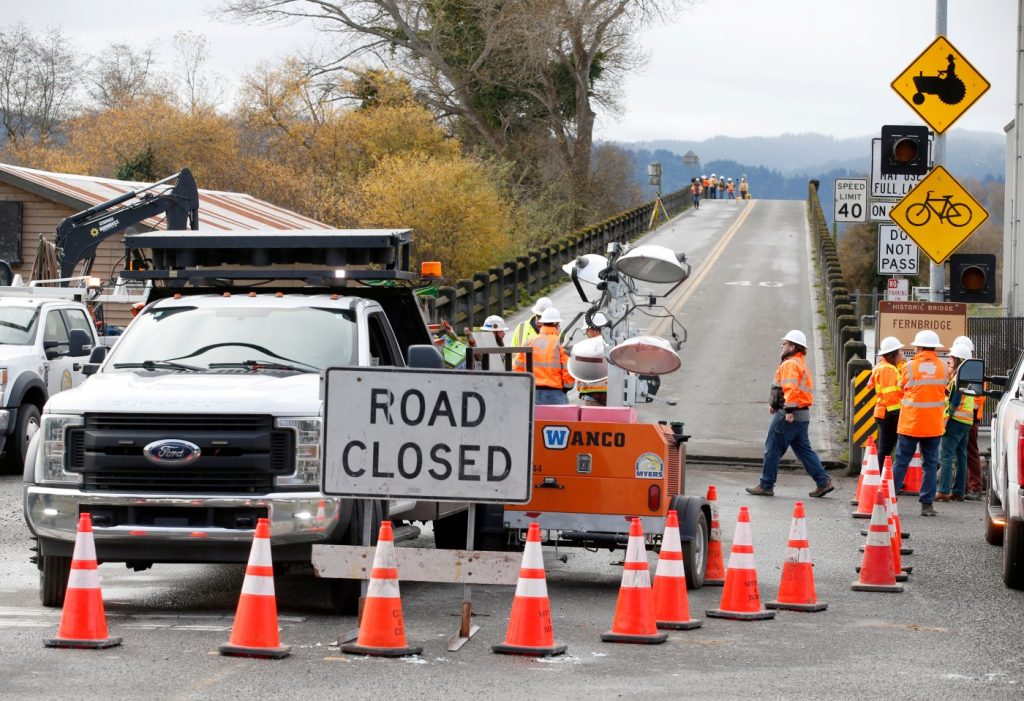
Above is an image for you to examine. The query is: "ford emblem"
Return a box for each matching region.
[143,439,201,466]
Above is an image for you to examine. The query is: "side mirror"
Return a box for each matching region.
[956,358,985,395]
[82,344,107,376]
[407,344,445,369]
[68,329,93,357]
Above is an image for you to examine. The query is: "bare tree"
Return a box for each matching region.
[86,43,157,109]
[0,23,79,144]
[220,0,673,218]
[172,31,222,112]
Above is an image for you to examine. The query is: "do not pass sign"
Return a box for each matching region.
[322,368,533,503]
[877,225,919,275]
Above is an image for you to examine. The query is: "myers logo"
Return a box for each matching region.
[541,425,571,450]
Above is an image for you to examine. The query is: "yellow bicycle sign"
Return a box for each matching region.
[889,165,987,264]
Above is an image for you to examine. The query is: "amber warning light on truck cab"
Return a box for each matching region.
[321,367,534,503]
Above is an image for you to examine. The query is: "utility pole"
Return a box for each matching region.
[930,0,947,303]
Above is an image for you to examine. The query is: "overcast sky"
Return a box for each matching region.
[11,0,1018,142]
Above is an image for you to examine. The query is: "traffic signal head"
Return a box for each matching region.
[948,253,996,303]
[880,125,930,176]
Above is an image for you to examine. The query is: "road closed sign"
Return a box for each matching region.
[322,368,533,503]
[834,178,867,222]
[877,225,919,275]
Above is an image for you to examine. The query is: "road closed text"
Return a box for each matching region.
[322,368,533,502]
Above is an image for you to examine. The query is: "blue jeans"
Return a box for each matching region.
[892,434,941,504]
[758,412,830,489]
[938,421,971,496]
[536,388,568,405]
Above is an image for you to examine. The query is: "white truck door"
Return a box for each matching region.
[42,309,75,395]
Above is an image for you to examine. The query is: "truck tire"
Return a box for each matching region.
[432,509,506,551]
[1003,516,1024,590]
[681,510,708,590]
[328,500,382,615]
[985,485,1004,545]
[40,553,71,607]
[3,403,40,473]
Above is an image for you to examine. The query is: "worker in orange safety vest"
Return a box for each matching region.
[891,329,950,516]
[868,335,904,460]
[953,335,985,500]
[513,306,573,405]
[936,342,975,502]
[746,329,834,498]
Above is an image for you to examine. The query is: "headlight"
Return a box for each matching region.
[0,367,7,395]
[275,417,321,488]
[39,414,84,485]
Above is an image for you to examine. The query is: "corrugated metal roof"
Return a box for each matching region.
[0,163,327,230]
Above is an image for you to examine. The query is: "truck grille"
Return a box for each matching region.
[68,413,293,494]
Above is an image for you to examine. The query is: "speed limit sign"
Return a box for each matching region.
[834,178,868,222]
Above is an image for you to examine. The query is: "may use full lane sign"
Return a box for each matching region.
[322,367,533,503]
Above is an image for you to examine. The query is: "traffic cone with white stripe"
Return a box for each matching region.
[851,437,877,506]
[706,507,776,620]
[883,461,913,551]
[341,520,422,657]
[601,518,668,644]
[857,481,911,580]
[852,451,882,519]
[901,450,923,495]
[766,502,827,612]
[44,513,121,649]
[220,518,291,658]
[492,522,566,656]
[310,499,328,532]
[704,485,726,586]
[851,489,903,592]
[652,511,702,630]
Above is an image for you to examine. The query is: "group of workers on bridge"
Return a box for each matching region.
[690,174,748,210]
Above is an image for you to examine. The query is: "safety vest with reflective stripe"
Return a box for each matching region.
[510,318,539,370]
[897,349,949,437]
[773,352,813,409]
[946,375,976,426]
[513,326,573,390]
[869,359,903,419]
[578,380,607,396]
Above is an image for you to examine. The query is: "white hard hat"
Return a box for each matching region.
[952,335,974,351]
[711,173,716,176]
[877,336,903,356]
[531,297,552,316]
[949,342,972,360]
[727,177,733,181]
[782,329,807,347]
[481,315,508,332]
[568,336,608,382]
[589,312,608,327]
[911,330,943,348]
[539,307,562,324]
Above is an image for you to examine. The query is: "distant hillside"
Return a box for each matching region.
[615,130,1005,227]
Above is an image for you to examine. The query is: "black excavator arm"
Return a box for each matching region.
[54,168,199,283]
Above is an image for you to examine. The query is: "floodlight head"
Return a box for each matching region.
[608,335,681,375]
[562,253,609,285]
[568,336,609,382]
[614,245,690,284]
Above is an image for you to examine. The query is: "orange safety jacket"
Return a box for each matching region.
[774,352,814,409]
[513,326,573,390]
[702,177,710,188]
[897,349,949,437]
[869,359,903,419]
[975,384,987,422]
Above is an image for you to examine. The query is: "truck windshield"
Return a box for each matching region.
[0,307,39,345]
[105,305,358,371]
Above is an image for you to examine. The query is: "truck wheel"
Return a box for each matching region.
[432,509,506,551]
[985,485,1004,545]
[40,553,71,607]
[681,510,708,590]
[3,404,40,473]
[1003,517,1024,590]
[328,500,381,615]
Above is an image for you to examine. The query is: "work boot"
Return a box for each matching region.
[745,485,774,497]
[951,494,965,502]
[964,491,983,501]
[808,480,835,498]
[920,503,938,517]
[934,493,951,502]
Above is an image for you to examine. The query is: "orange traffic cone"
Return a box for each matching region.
[493,522,567,656]
[851,489,903,592]
[851,437,877,506]
[766,502,827,612]
[901,451,923,495]
[706,507,776,620]
[220,518,291,658]
[601,518,668,644]
[883,461,913,552]
[857,481,912,580]
[342,520,422,657]
[652,511,702,630]
[852,450,882,519]
[310,499,328,533]
[704,485,726,586]
[44,513,121,649]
